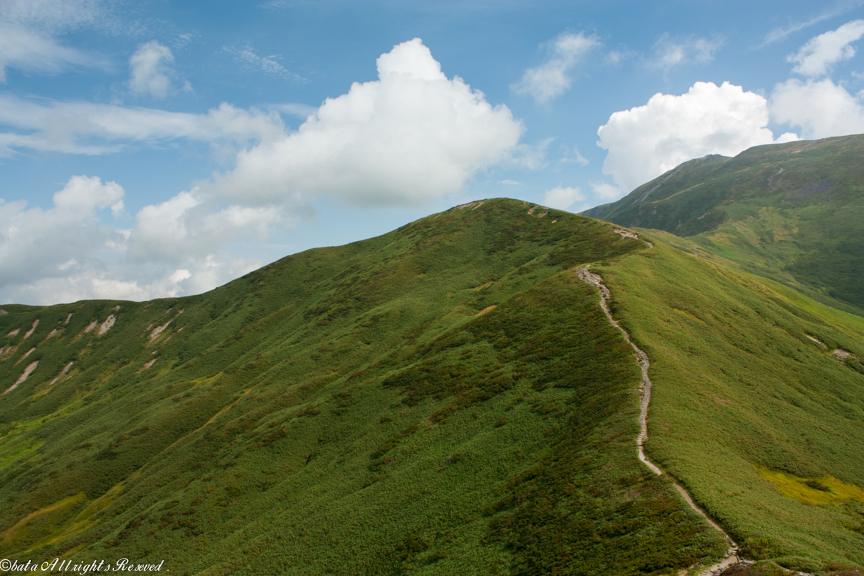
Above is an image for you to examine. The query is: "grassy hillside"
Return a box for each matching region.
[583,135,864,315]
[0,199,727,576]
[2,197,862,575]
[594,231,864,572]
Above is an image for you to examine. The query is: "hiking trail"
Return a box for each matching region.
[577,234,741,576]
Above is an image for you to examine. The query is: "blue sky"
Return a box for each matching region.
[1,0,864,304]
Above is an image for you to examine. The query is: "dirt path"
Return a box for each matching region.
[577,249,740,576]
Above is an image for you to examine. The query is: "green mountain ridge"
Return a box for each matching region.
[583,134,864,316]
[0,195,862,575]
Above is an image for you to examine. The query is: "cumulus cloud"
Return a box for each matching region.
[209,38,523,207]
[651,33,723,70]
[0,95,285,155]
[0,176,125,288]
[128,41,190,99]
[125,190,289,265]
[0,0,106,81]
[597,81,798,192]
[1,38,523,304]
[512,32,600,103]
[543,186,584,210]
[0,175,277,305]
[771,77,864,138]
[787,19,864,77]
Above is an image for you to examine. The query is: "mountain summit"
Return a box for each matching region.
[1,195,863,574]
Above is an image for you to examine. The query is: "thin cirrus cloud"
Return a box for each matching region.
[786,19,864,77]
[224,44,307,83]
[761,3,863,46]
[0,0,107,82]
[650,33,724,70]
[596,81,798,193]
[511,32,600,103]
[0,0,112,82]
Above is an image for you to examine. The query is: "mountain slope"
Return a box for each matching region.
[594,231,864,571]
[583,134,864,315]
[0,200,726,576]
[1,197,862,575]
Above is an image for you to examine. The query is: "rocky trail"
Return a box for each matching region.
[577,237,741,576]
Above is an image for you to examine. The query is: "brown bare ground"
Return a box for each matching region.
[23,319,39,339]
[4,360,38,395]
[97,315,116,336]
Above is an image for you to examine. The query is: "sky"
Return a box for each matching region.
[1,0,864,305]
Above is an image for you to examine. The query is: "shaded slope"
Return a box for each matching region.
[0,200,726,575]
[584,135,864,315]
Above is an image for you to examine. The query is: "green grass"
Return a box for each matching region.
[594,231,864,568]
[585,134,864,315]
[0,199,727,575]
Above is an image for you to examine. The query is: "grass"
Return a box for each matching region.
[0,199,727,575]
[594,231,864,568]
[585,134,864,315]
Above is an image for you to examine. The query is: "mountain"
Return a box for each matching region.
[583,134,864,316]
[1,197,863,575]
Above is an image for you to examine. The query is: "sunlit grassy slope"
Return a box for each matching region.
[583,134,864,316]
[594,231,864,572]
[0,200,727,576]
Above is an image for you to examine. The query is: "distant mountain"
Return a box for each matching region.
[583,135,864,316]
[1,198,862,575]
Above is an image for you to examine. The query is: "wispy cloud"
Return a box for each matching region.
[650,33,724,70]
[0,95,286,156]
[761,2,864,46]
[512,32,600,103]
[0,0,108,81]
[225,44,307,83]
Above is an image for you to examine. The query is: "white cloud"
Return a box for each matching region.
[208,38,523,207]
[512,32,600,103]
[0,95,285,155]
[597,81,798,192]
[787,19,864,77]
[590,181,623,201]
[1,38,523,304]
[0,176,125,288]
[558,146,589,166]
[761,5,856,46]
[0,175,278,305]
[0,0,106,82]
[125,190,288,265]
[128,41,189,99]
[543,186,584,210]
[270,103,318,120]
[651,33,723,70]
[225,44,306,83]
[771,77,864,138]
